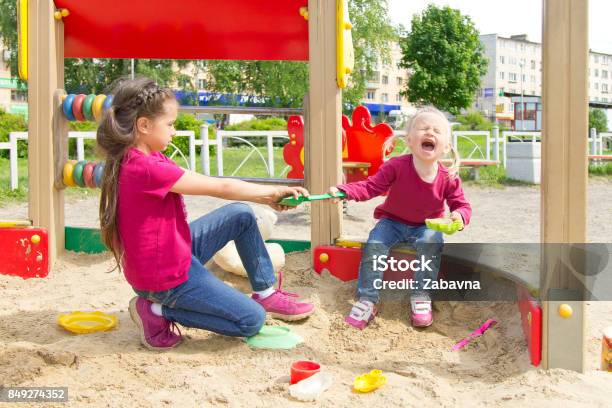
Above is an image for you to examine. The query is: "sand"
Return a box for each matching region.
[0,181,611,407]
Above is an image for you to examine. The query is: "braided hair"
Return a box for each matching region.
[96,77,176,271]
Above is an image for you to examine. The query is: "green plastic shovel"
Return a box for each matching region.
[279,191,347,207]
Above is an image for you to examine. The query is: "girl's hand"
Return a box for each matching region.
[450,211,465,230]
[328,186,345,204]
[268,186,309,211]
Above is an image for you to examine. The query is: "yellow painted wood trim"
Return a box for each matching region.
[336,0,354,89]
[17,0,28,80]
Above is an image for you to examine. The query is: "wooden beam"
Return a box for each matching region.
[540,0,588,372]
[27,0,65,264]
[307,0,342,247]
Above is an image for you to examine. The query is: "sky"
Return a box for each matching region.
[387,0,612,125]
[388,0,612,54]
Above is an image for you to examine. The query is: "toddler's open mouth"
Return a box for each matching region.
[422,140,436,152]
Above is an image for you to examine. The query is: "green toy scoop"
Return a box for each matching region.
[279,191,347,207]
[425,218,463,235]
[245,326,304,349]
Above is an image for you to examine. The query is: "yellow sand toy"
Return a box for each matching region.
[425,217,463,235]
[353,369,387,393]
[57,311,118,334]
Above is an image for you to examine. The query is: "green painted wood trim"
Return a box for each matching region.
[266,239,311,253]
[65,226,107,253]
[64,227,311,255]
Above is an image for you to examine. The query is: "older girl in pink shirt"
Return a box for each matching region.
[97,77,314,350]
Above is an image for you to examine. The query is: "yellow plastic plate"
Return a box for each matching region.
[353,369,387,393]
[58,311,118,334]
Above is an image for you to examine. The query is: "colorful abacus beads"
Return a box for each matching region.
[93,162,105,187]
[62,161,105,188]
[62,93,112,122]
[83,162,96,188]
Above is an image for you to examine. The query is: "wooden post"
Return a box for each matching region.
[307,0,343,248]
[540,0,588,371]
[27,0,65,265]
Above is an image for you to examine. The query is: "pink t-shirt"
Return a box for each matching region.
[117,148,191,291]
[337,154,472,227]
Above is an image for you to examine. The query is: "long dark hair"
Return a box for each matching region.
[97,77,176,270]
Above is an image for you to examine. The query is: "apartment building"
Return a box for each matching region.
[0,39,28,116]
[362,42,414,119]
[477,34,612,130]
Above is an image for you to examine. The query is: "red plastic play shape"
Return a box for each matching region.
[0,228,49,279]
[342,105,394,180]
[283,106,395,181]
[284,116,305,179]
[55,0,309,61]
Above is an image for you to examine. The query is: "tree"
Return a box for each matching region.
[398,5,488,115]
[203,0,396,110]
[455,111,494,131]
[589,108,608,133]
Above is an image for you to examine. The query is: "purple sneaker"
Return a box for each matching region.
[345,299,378,330]
[251,273,314,321]
[129,296,182,350]
[410,293,433,328]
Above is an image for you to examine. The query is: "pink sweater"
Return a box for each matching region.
[337,154,472,226]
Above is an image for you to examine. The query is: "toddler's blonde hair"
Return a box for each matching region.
[383,106,460,178]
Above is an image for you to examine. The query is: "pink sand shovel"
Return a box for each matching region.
[452,319,498,351]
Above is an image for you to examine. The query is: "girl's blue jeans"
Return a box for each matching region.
[134,203,276,337]
[358,218,443,304]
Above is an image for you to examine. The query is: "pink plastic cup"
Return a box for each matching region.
[290,360,321,384]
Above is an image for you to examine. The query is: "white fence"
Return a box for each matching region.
[197,125,290,177]
[2,127,610,190]
[2,130,195,190]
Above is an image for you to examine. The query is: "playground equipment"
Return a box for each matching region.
[283,105,394,182]
[19,0,353,264]
[0,220,49,279]
[62,93,113,122]
[15,0,591,372]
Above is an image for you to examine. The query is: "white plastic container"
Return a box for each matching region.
[288,372,333,402]
[506,141,541,184]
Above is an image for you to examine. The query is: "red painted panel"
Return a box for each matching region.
[0,228,49,279]
[517,285,542,366]
[55,0,309,60]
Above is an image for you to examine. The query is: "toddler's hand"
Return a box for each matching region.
[328,186,345,204]
[450,211,464,230]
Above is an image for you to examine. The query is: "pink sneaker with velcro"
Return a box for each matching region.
[410,292,433,328]
[345,299,378,330]
[251,273,314,321]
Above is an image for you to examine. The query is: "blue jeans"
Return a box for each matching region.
[134,203,275,337]
[357,218,443,303]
